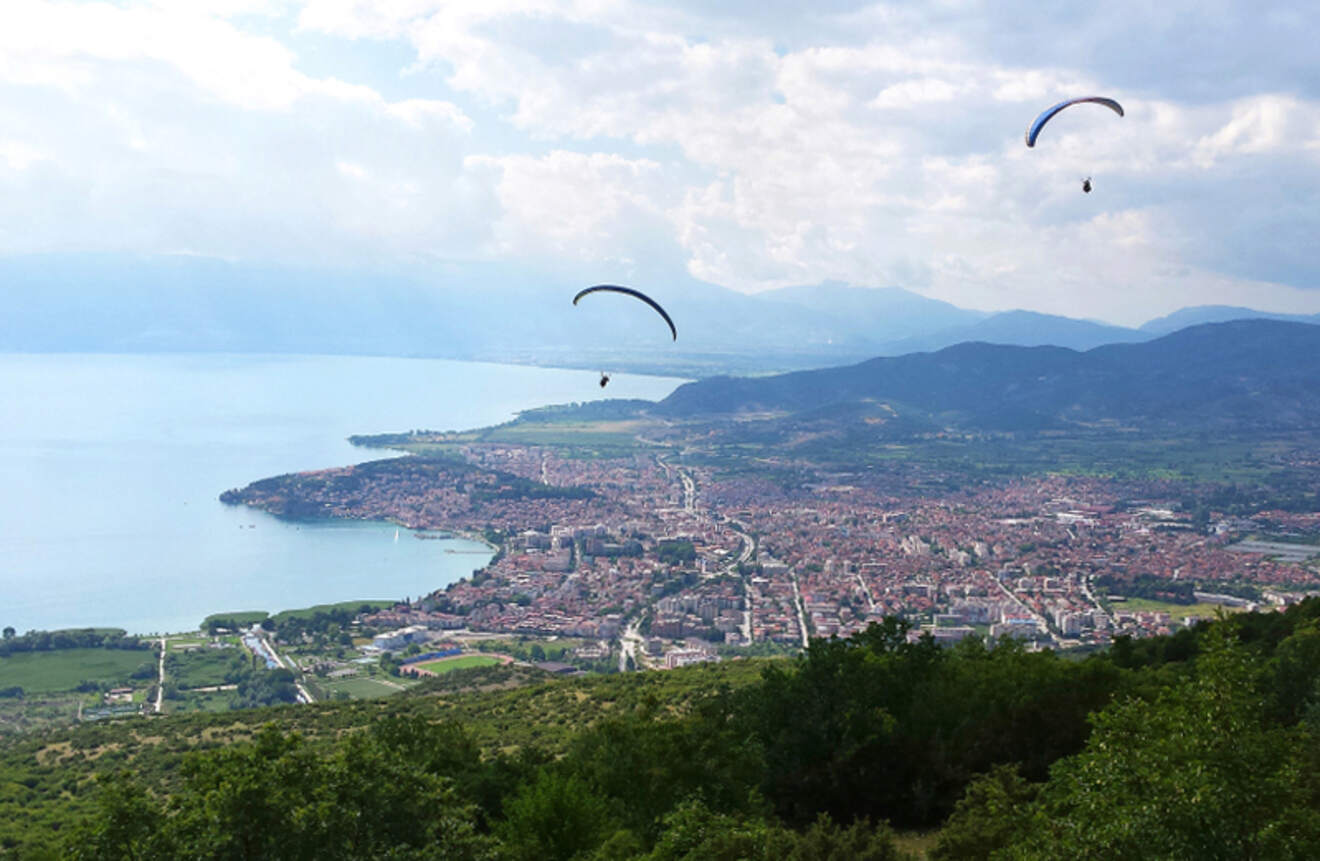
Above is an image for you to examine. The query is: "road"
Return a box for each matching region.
[154,637,166,714]
[852,566,878,611]
[788,568,811,648]
[618,616,644,672]
[243,629,316,704]
[722,518,756,573]
[1081,573,1117,627]
[262,634,316,703]
[991,575,1053,642]
[721,517,757,642]
[678,469,697,512]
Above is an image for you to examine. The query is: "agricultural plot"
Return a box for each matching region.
[166,647,245,690]
[166,690,235,715]
[0,649,154,695]
[0,694,85,735]
[320,676,411,700]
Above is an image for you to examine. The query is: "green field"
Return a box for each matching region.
[0,648,154,694]
[1111,596,1245,622]
[167,690,235,715]
[167,647,244,690]
[414,655,503,674]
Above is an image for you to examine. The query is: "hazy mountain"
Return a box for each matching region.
[4,254,1313,376]
[657,320,1320,431]
[0,254,869,371]
[876,309,1145,355]
[754,282,988,344]
[1138,305,1320,336]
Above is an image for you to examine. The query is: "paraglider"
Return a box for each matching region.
[1024,97,1124,148]
[573,285,675,391]
[1025,97,1123,193]
[572,285,677,341]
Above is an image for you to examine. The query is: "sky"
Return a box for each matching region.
[1,0,1318,326]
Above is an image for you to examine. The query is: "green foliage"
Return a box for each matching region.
[496,769,618,861]
[655,541,696,566]
[1095,573,1196,604]
[201,612,269,634]
[1007,631,1320,859]
[164,647,246,690]
[641,801,905,861]
[565,703,763,842]
[16,606,1320,858]
[930,766,1037,861]
[0,629,146,658]
[65,724,495,861]
[230,668,299,709]
[741,619,1123,828]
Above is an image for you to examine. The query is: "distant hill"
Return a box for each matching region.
[3,253,1318,375]
[755,282,987,344]
[1138,305,1320,336]
[657,320,1320,432]
[877,309,1145,355]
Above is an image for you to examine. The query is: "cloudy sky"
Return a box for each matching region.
[1,0,1317,325]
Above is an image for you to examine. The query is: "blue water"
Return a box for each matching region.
[0,354,684,635]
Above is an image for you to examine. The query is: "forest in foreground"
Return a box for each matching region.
[6,602,1320,859]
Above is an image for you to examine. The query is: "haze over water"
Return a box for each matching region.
[0,354,684,635]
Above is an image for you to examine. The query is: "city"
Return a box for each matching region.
[231,439,1320,672]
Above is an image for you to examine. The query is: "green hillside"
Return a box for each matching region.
[658,320,1320,432]
[6,605,1320,859]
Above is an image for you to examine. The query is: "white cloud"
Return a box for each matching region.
[467,150,673,265]
[0,140,48,171]
[2,0,1320,325]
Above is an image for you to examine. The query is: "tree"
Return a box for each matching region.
[1008,631,1320,859]
[931,766,1037,861]
[642,801,903,861]
[496,769,618,861]
[65,773,161,861]
[66,725,494,860]
[2,626,14,640]
[566,704,762,842]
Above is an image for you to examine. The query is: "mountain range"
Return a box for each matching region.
[2,254,1318,375]
[655,320,1320,433]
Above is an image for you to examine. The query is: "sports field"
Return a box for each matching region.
[409,654,506,675]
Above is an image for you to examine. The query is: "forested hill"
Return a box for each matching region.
[657,319,1320,431]
[11,605,1320,858]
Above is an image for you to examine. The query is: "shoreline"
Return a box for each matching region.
[2,353,681,639]
[6,521,496,639]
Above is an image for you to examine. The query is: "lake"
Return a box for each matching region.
[0,353,684,635]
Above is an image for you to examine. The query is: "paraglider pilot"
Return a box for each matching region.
[599,373,610,388]
[1082,177,1092,194]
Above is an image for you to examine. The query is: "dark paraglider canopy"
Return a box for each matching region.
[1024,97,1124,148]
[572,284,677,340]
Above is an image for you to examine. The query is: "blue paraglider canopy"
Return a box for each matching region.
[1025,97,1124,148]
